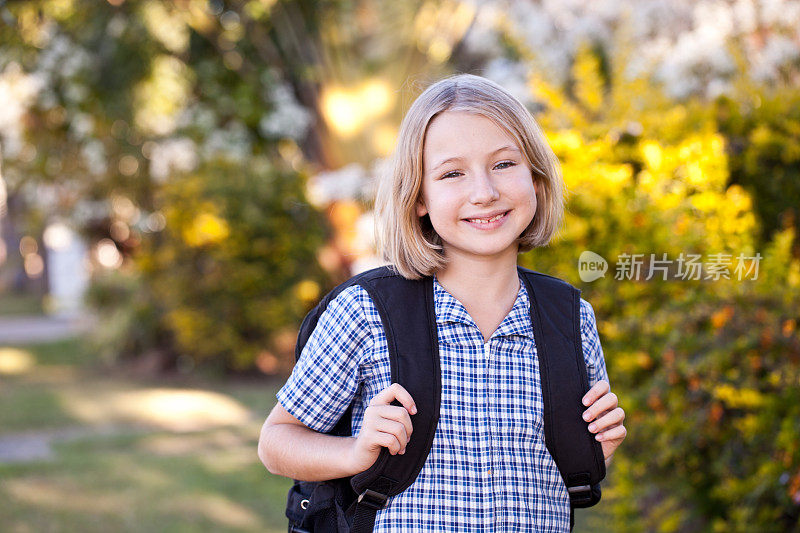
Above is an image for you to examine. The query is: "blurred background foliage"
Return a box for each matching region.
[516,33,800,532]
[1,0,799,531]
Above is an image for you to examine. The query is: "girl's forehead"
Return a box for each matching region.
[427,110,501,130]
[424,112,520,159]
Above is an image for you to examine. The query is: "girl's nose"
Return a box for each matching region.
[469,171,500,204]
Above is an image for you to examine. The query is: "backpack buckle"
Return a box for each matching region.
[567,484,593,506]
[357,489,389,510]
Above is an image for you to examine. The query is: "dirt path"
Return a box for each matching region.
[0,313,96,344]
[0,425,129,463]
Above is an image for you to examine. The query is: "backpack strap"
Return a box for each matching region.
[290,266,440,533]
[346,267,441,533]
[293,267,390,439]
[518,266,606,513]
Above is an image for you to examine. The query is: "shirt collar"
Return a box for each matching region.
[432,272,534,341]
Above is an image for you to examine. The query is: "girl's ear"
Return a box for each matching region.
[415,198,428,217]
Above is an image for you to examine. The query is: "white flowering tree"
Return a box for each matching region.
[0,0,334,369]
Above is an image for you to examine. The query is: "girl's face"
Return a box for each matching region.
[417,111,538,265]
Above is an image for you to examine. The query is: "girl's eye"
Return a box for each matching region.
[440,161,516,179]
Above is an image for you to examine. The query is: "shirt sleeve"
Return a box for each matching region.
[579,297,609,388]
[276,285,375,433]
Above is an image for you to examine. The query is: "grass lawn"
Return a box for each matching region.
[0,337,292,532]
[0,292,43,316]
[0,336,616,532]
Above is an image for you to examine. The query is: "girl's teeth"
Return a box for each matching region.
[469,212,505,224]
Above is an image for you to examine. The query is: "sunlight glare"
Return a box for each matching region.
[0,347,36,375]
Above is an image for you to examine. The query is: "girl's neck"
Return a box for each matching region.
[435,248,520,305]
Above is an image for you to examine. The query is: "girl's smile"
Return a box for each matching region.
[463,209,510,228]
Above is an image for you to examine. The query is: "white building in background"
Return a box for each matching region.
[42,221,89,317]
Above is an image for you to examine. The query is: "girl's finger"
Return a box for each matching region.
[582,392,618,423]
[374,431,404,455]
[369,383,418,415]
[596,424,627,442]
[587,407,626,433]
[372,417,410,448]
[582,380,610,407]
[368,404,414,440]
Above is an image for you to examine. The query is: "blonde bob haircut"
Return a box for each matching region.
[374,73,565,280]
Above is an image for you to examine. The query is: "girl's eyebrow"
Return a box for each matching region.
[430,145,520,171]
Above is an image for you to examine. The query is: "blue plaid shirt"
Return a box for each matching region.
[277,272,608,532]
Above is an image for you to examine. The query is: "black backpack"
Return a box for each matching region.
[284,265,606,532]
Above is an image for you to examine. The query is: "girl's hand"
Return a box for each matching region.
[581,380,626,461]
[348,383,416,474]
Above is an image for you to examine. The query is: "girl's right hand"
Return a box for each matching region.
[348,383,417,473]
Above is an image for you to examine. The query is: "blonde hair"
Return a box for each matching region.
[374,73,565,280]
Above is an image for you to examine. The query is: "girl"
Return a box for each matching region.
[259,73,626,532]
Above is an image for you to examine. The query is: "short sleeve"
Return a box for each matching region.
[276,285,375,433]
[579,298,609,388]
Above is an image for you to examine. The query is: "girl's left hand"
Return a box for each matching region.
[581,380,626,460]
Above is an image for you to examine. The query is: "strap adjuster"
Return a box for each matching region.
[567,484,593,505]
[357,488,389,510]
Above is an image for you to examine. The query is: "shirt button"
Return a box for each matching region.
[486,469,492,476]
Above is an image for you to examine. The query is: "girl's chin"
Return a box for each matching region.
[442,244,521,261]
